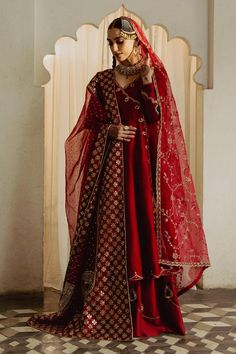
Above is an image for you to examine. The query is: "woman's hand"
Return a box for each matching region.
[108,124,137,142]
[141,57,154,85]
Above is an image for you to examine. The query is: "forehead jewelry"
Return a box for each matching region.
[119,30,137,40]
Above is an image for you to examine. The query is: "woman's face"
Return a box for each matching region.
[107,28,136,63]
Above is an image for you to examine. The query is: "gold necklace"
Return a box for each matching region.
[116,57,146,78]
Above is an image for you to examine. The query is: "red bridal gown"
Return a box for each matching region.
[114,77,185,337]
[28,68,208,340]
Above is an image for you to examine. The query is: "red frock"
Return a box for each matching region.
[27,17,209,339]
[115,78,185,336]
[27,67,209,340]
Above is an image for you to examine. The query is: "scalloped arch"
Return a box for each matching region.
[42,5,202,87]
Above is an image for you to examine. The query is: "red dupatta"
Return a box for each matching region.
[65,88,110,242]
[130,18,210,292]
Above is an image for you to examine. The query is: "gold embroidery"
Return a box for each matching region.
[81,271,94,298]
[77,69,133,340]
[129,272,143,281]
[141,89,158,105]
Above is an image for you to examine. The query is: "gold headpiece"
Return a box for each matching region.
[120,30,137,40]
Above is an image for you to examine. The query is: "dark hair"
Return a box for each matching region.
[108,17,136,69]
[108,16,135,33]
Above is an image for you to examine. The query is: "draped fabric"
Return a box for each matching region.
[28,19,210,340]
[130,19,210,292]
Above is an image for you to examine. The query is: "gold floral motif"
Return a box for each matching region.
[77,69,133,340]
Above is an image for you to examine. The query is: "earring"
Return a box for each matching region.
[133,47,138,56]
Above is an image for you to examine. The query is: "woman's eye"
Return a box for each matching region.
[107,39,124,46]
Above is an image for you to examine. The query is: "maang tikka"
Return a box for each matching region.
[119,30,137,40]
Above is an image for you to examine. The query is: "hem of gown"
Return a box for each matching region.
[27,317,133,341]
[178,266,207,296]
[134,328,185,338]
[27,317,184,340]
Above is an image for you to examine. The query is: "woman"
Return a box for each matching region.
[28,16,210,340]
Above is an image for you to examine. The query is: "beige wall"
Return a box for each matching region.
[34,0,208,86]
[0,0,235,293]
[203,0,236,288]
[0,0,44,293]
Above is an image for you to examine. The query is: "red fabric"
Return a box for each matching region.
[129,18,210,294]
[64,89,108,242]
[116,79,161,279]
[132,278,185,337]
[116,78,185,336]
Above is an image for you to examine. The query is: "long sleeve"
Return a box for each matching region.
[139,81,161,124]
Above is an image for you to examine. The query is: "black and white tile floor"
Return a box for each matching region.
[0,289,236,353]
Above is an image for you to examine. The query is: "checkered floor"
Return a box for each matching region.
[0,289,236,353]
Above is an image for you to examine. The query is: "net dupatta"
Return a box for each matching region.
[65,88,110,243]
[130,18,210,294]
